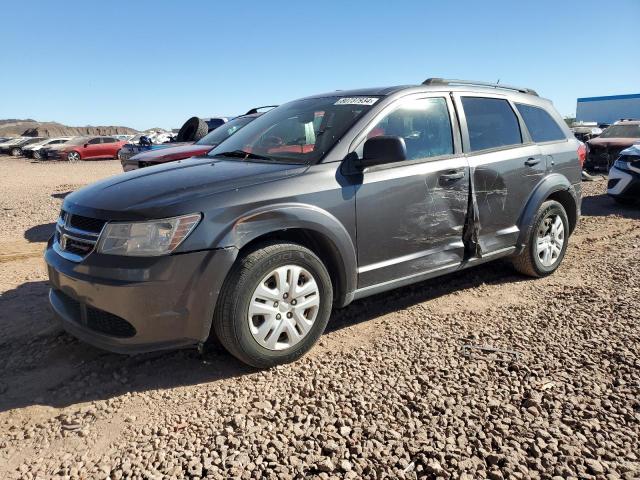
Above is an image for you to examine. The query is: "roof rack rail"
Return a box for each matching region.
[422,78,538,96]
[245,105,278,115]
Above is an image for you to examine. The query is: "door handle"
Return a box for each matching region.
[525,157,541,166]
[440,170,465,181]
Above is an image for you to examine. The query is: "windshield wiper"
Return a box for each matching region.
[214,150,272,161]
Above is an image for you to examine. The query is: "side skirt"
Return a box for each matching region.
[351,246,516,302]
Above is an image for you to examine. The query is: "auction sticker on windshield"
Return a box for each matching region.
[334,97,379,106]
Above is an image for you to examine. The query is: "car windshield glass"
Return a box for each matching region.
[208,96,380,164]
[599,125,640,138]
[196,116,255,146]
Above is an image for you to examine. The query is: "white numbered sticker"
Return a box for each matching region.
[334,97,379,106]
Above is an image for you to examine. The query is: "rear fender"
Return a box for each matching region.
[516,173,578,249]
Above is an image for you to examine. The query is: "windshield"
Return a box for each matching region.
[599,124,640,138]
[208,96,379,164]
[196,116,255,146]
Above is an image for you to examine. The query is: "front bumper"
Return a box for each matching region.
[607,166,640,200]
[45,239,238,354]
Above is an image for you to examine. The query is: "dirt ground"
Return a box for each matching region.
[0,156,638,479]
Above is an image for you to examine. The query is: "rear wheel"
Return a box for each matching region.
[67,151,81,162]
[33,150,41,159]
[213,242,333,368]
[512,200,569,277]
[10,147,21,156]
[114,149,122,160]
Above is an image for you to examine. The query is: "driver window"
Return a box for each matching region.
[356,97,453,161]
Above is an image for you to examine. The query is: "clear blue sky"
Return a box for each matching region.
[1,0,638,131]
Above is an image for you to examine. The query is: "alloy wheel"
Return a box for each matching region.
[536,214,565,267]
[247,265,320,351]
[68,151,80,162]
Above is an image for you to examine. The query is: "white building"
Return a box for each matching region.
[576,94,640,125]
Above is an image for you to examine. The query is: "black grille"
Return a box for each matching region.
[68,214,107,233]
[86,306,136,338]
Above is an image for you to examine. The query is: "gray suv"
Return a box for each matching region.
[45,79,582,368]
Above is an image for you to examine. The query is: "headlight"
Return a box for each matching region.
[96,213,201,256]
[613,159,631,171]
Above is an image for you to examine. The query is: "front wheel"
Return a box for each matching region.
[67,151,81,162]
[11,147,21,156]
[512,200,569,277]
[213,242,333,368]
[33,150,41,159]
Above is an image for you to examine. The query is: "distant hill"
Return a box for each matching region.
[0,120,139,138]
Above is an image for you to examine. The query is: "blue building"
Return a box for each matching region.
[576,93,640,125]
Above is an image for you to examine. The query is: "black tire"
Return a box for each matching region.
[114,149,122,160]
[613,197,636,206]
[511,200,569,278]
[213,242,333,368]
[11,147,21,156]
[176,117,208,142]
[33,150,41,160]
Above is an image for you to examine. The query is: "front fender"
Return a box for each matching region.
[214,203,358,306]
[516,173,578,248]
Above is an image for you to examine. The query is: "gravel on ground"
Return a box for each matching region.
[0,155,638,479]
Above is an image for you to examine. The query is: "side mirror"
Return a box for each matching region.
[358,136,407,169]
[84,143,89,148]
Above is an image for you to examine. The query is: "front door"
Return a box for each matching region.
[353,95,469,288]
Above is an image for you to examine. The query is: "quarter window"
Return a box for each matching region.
[462,97,522,151]
[358,97,453,161]
[515,103,566,143]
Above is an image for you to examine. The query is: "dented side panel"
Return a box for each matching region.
[355,156,469,288]
[467,144,544,253]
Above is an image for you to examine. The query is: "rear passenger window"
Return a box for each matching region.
[87,138,101,145]
[461,97,522,151]
[102,137,117,143]
[359,97,454,161]
[515,103,566,143]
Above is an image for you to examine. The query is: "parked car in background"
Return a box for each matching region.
[22,137,72,159]
[0,137,24,152]
[607,143,640,204]
[121,110,268,171]
[48,136,127,161]
[571,121,602,143]
[118,131,177,162]
[46,78,582,368]
[585,119,640,171]
[0,136,44,156]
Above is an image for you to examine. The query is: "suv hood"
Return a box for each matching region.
[130,143,212,162]
[64,156,307,219]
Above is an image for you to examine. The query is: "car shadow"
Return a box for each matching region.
[581,193,640,219]
[51,191,73,199]
[0,260,527,413]
[23,222,56,243]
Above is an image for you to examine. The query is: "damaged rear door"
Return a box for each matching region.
[455,95,545,254]
[352,94,469,288]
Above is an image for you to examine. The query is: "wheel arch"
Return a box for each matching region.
[214,204,357,307]
[516,174,579,248]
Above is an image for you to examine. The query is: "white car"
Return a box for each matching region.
[22,137,72,159]
[607,143,640,205]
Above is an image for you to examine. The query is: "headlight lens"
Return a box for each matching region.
[613,159,631,171]
[97,213,201,256]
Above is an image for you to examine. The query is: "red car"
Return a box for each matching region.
[55,136,128,161]
[121,110,270,172]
